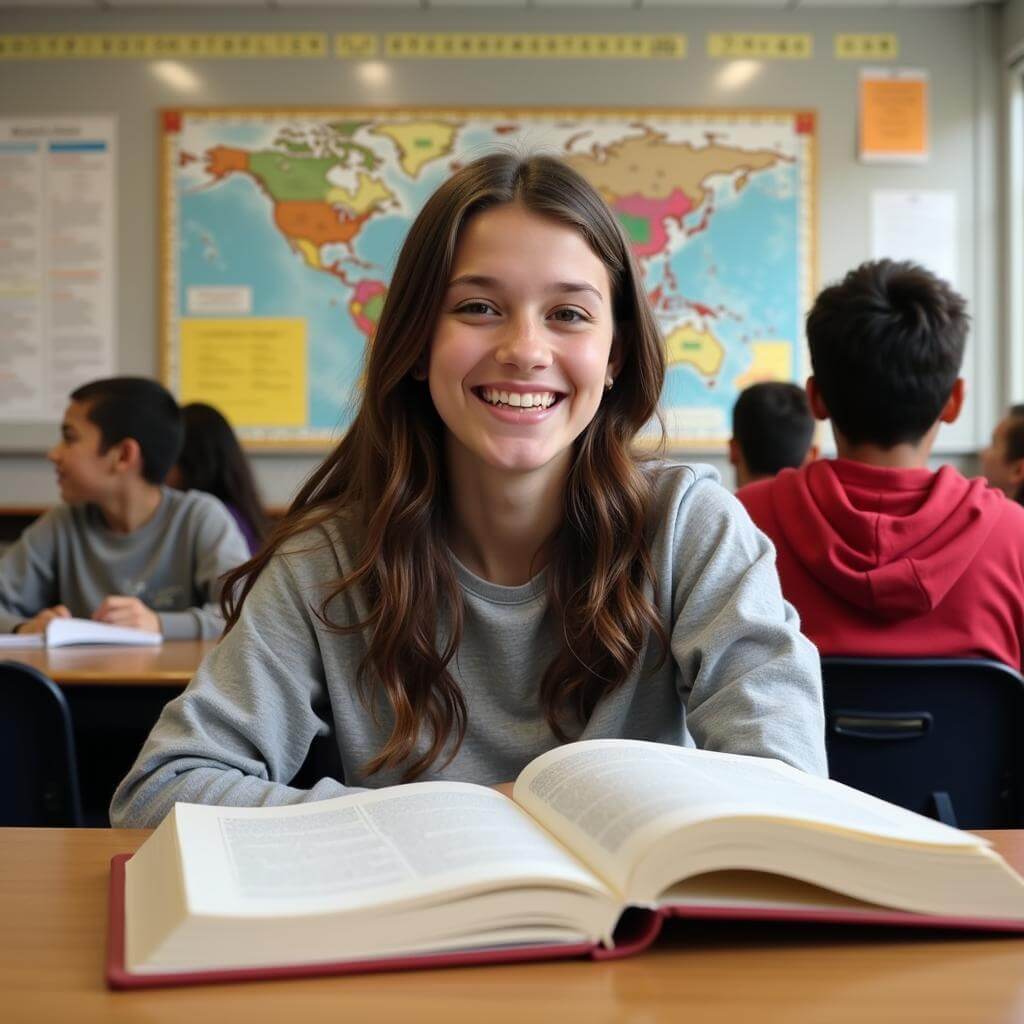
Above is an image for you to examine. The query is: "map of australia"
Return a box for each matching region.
[165,109,815,444]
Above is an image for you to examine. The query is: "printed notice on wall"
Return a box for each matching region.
[871,190,957,287]
[179,318,308,428]
[0,116,116,421]
[859,68,928,163]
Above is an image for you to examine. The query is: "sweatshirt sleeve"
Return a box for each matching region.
[667,472,827,777]
[157,495,251,640]
[0,511,62,632]
[110,545,361,828]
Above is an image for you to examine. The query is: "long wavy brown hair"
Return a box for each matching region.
[223,152,668,780]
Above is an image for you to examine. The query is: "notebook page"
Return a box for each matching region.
[0,633,44,648]
[45,617,162,646]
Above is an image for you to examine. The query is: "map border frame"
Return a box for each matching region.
[160,105,818,451]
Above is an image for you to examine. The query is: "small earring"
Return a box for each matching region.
[604,375,614,391]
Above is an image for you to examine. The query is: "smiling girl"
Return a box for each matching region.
[112,154,825,827]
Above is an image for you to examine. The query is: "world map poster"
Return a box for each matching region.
[162,108,816,446]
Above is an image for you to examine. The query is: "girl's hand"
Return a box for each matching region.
[92,596,161,634]
[492,782,516,799]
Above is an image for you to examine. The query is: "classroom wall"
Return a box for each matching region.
[0,3,1001,503]
[1003,0,1024,58]
[998,0,1024,418]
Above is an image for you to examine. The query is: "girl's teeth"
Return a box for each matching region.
[481,389,555,408]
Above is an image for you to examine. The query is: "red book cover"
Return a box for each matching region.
[106,853,1024,991]
[105,854,640,990]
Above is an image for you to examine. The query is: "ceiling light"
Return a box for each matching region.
[150,61,203,95]
[715,61,763,92]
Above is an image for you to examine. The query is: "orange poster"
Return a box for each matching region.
[859,68,928,163]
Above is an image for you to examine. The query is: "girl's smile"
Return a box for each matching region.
[472,383,566,422]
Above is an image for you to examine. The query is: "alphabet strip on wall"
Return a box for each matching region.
[0,32,689,62]
[0,33,327,59]
[1,31,901,63]
[835,34,899,60]
[380,34,687,59]
[707,34,813,59]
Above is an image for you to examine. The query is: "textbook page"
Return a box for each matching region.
[173,781,616,918]
[514,740,984,895]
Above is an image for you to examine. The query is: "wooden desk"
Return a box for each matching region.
[3,828,1024,1024]
[9,639,217,687]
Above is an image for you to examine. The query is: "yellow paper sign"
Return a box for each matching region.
[0,33,326,60]
[859,69,928,162]
[708,34,812,59]
[179,319,308,428]
[835,34,898,60]
[381,33,685,60]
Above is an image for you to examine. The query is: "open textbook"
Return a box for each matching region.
[0,617,162,648]
[108,739,1024,989]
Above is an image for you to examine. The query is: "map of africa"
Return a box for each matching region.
[163,108,815,445]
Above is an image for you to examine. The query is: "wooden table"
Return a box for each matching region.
[8,639,217,687]
[4,828,1024,1024]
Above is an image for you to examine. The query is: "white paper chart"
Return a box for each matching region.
[871,189,957,288]
[0,115,116,420]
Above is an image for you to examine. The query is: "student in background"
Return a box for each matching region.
[729,381,818,489]
[980,404,1024,505]
[0,377,250,638]
[739,260,1024,669]
[112,152,825,829]
[168,402,268,555]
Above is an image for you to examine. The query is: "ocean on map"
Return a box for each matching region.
[179,173,367,433]
[656,163,801,438]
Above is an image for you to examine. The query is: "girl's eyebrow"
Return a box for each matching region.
[447,274,603,300]
[447,274,499,291]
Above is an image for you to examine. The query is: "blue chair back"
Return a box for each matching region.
[821,657,1024,829]
[0,660,84,826]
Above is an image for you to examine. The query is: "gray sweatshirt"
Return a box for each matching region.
[111,463,827,828]
[0,488,250,639]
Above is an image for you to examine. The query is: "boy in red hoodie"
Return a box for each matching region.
[738,259,1024,670]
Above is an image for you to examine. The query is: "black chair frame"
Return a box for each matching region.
[822,656,1024,830]
[0,660,84,827]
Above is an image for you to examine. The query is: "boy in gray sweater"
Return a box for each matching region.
[0,377,250,639]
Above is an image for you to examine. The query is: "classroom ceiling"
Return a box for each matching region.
[0,0,1005,9]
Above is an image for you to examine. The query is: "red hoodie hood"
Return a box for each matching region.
[769,459,1007,619]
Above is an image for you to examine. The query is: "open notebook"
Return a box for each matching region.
[0,617,162,648]
[107,739,1024,990]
